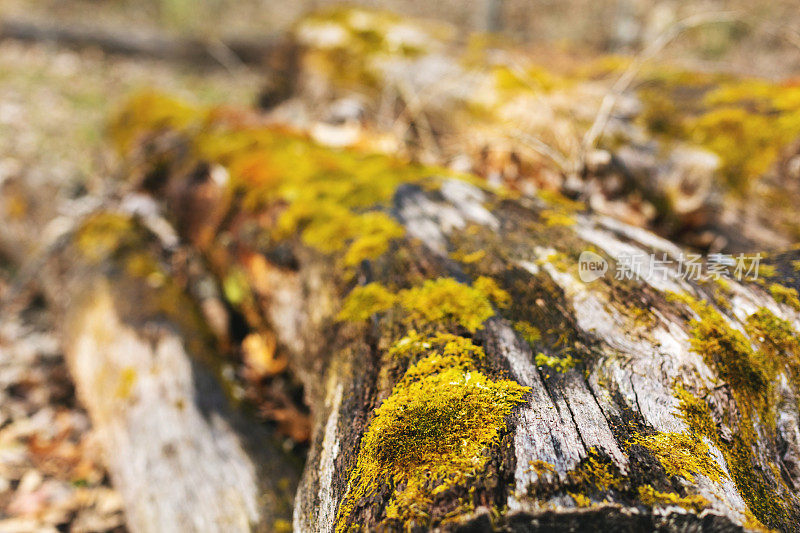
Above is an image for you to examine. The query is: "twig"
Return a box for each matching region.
[509,130,569,172]
[393,80,442,160]
[205,37,249,74]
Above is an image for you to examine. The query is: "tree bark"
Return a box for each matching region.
[101,111,800,532]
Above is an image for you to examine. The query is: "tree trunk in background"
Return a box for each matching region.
[482,0,504,33]
[84,113,800,532]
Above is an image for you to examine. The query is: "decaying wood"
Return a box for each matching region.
[39,215,300,533]
[105,114,800,532]
[3,9,800,533]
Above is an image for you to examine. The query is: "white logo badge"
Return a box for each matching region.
[578,251,608,283]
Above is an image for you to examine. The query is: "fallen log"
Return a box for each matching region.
[41,210,300,533]
[103,93,800,532]
[0,18,293,69]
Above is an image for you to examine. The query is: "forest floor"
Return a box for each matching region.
[0,39,260,532]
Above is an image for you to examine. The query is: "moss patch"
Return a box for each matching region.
[112,92,484,277]
[337,277,501,332]
[513,321,541,346]
[668,294,800,528]
[637,485,709,513]
[336,282,397,322]
[293,7,450,91]
[630,432,727,484]
[540,209,576,227]
[527,459,555,476]
[768,283,800,311]
[336,348,528,530]
[745,308,800,358]
[388,330,485,364]
[568,447,624,491]
[472,276,512,308]
[673,384,717,438]
[109,91,200,155]
[745,307,800,408]
[534,352,577,373]
[669,293,771,397]
[569,492,591,507]
[398,277,496,332]
[637,73,800,192]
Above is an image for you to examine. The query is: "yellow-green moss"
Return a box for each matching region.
[669,297,797,529]
[398,277,496,332]
[113,93,484,273]
[109,91,200,154]
[671,297,794,529]
[343,214,405,266]
[673,384,717,438]
[768,283,800,311]
[293,7,449,90]
[450,249,487,264]
[491,63,564,95]
[670,293,770,397]
[630,432,727,484]
[527,459,555,476]
[745,308,800,357]
[569,492,591,507]
[534,352,576,373]
[568,447,623,491]
[697,80,800,186]
[689,107,777,190]
[338,277,503,332]
[540,209,576,227]
[336,282,397,322]
[637,74,800,192]
[537,189,585,213]
[473,276,512,308]
[335,349,528,530]
[535,251,573,273]
[337,278,500,332]
[388,330,485,364]
[745,307,800,405]
[514,321,541,346]
[637,485,710,513]
[757,263,777,279]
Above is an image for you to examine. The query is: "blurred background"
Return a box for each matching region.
[3,0,800,76]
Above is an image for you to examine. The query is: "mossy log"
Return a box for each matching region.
[85,95,800,532]
[39,213,300,533]
[287,7,800,251]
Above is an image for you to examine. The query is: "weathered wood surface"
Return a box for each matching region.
[104,100,800,532]
[36,208,300,533]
